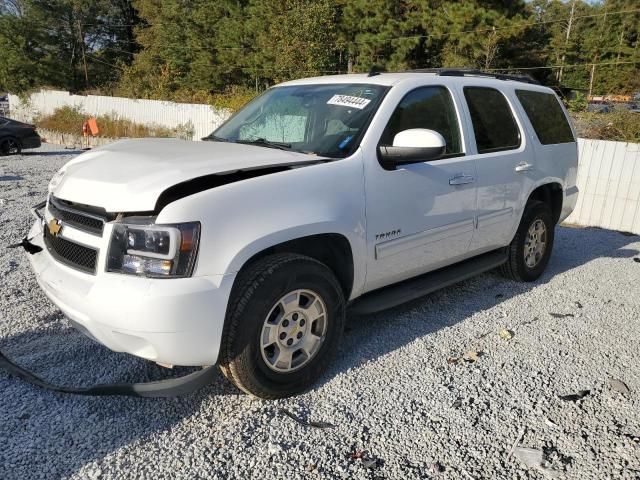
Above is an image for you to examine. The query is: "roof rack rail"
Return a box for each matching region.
[407,68,540,85]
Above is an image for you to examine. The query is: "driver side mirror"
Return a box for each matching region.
[378,129,446,170]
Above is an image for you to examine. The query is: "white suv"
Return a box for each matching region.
[26,70,578,398]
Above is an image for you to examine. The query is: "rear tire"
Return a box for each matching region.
[219,253,345,399]
[500,200,555,282]
[0,137,21,156]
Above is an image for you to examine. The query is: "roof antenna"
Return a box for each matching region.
[368,65,383,77]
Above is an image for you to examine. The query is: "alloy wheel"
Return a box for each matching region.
[524,218,547,268]
[260,289,328,373]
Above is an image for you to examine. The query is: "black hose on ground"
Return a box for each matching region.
[0,351,217,398]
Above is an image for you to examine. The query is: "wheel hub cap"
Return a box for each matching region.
[524,219,547,268]
[260,289,328,373]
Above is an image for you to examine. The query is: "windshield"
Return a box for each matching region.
[208,83,388,158]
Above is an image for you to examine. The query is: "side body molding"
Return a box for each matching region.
[375,219,474,260]
[477,207,513,229]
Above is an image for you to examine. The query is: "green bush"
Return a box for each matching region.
[209,86,258,112]
[566,92,587,113]
[116,84,258,114]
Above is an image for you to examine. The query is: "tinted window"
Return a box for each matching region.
[516,90,575,144]
[463,87,520,154]
[380,86,462,155]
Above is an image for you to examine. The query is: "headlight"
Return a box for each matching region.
[107,219,200,278]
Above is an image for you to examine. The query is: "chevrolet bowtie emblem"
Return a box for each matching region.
[48,218,62,236]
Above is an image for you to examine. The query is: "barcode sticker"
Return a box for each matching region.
[326,95,371,110]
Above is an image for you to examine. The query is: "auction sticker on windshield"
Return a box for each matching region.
[327,95,371,110]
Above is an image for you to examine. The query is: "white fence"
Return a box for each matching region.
[7,90,230,141]
[565,138,640,234]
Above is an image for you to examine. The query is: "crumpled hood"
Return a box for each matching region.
[52,138,321,212]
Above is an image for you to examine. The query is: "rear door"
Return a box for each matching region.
[457,85,533,252]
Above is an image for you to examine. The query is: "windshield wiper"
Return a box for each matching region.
[235,138,292,151]
[203,135,293,151]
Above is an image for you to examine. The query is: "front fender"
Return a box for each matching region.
[156,152,367,296]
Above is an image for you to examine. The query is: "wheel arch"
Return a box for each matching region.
[232,232,356,300]
[526,181,563,224]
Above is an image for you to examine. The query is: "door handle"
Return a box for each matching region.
[515,162,533,172]
[449,174,475,185]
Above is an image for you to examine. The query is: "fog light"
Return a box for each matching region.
[121,255,173,275]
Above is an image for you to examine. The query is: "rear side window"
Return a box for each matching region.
[463,87,521,154]
[515,90,575,144]
[380,86,463,155]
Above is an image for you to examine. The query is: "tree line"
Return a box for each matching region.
[1,0,638,104]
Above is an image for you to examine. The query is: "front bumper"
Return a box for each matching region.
[26,218,235,366]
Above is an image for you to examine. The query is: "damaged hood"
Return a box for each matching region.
[52,138,322,212]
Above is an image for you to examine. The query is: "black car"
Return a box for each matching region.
[586,102,613,113]
[0,116,41,155]
[625,103,640,113]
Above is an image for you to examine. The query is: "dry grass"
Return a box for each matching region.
[35,106,178,138]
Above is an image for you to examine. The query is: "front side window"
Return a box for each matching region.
[464,87,521,154]
[380,86,463,155]
[209,83,388,158]
[515,90,575,145]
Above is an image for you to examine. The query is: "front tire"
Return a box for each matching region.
[219,253,345,399]
[501,200,555,282]
[0,137,21,156]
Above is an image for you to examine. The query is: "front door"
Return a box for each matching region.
[363,85,478,292]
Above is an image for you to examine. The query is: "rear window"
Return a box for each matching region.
[515,90,575,145]
[463,87,521,154]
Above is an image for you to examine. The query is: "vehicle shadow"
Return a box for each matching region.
[322,225,639,384]
[0,226,636,479]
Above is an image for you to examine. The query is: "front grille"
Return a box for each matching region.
[48,196,108,235]
[43,227,98,274]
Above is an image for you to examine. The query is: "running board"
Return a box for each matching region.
[349,249,507,315]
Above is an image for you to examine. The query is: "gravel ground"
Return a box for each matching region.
[1,144,639,480]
